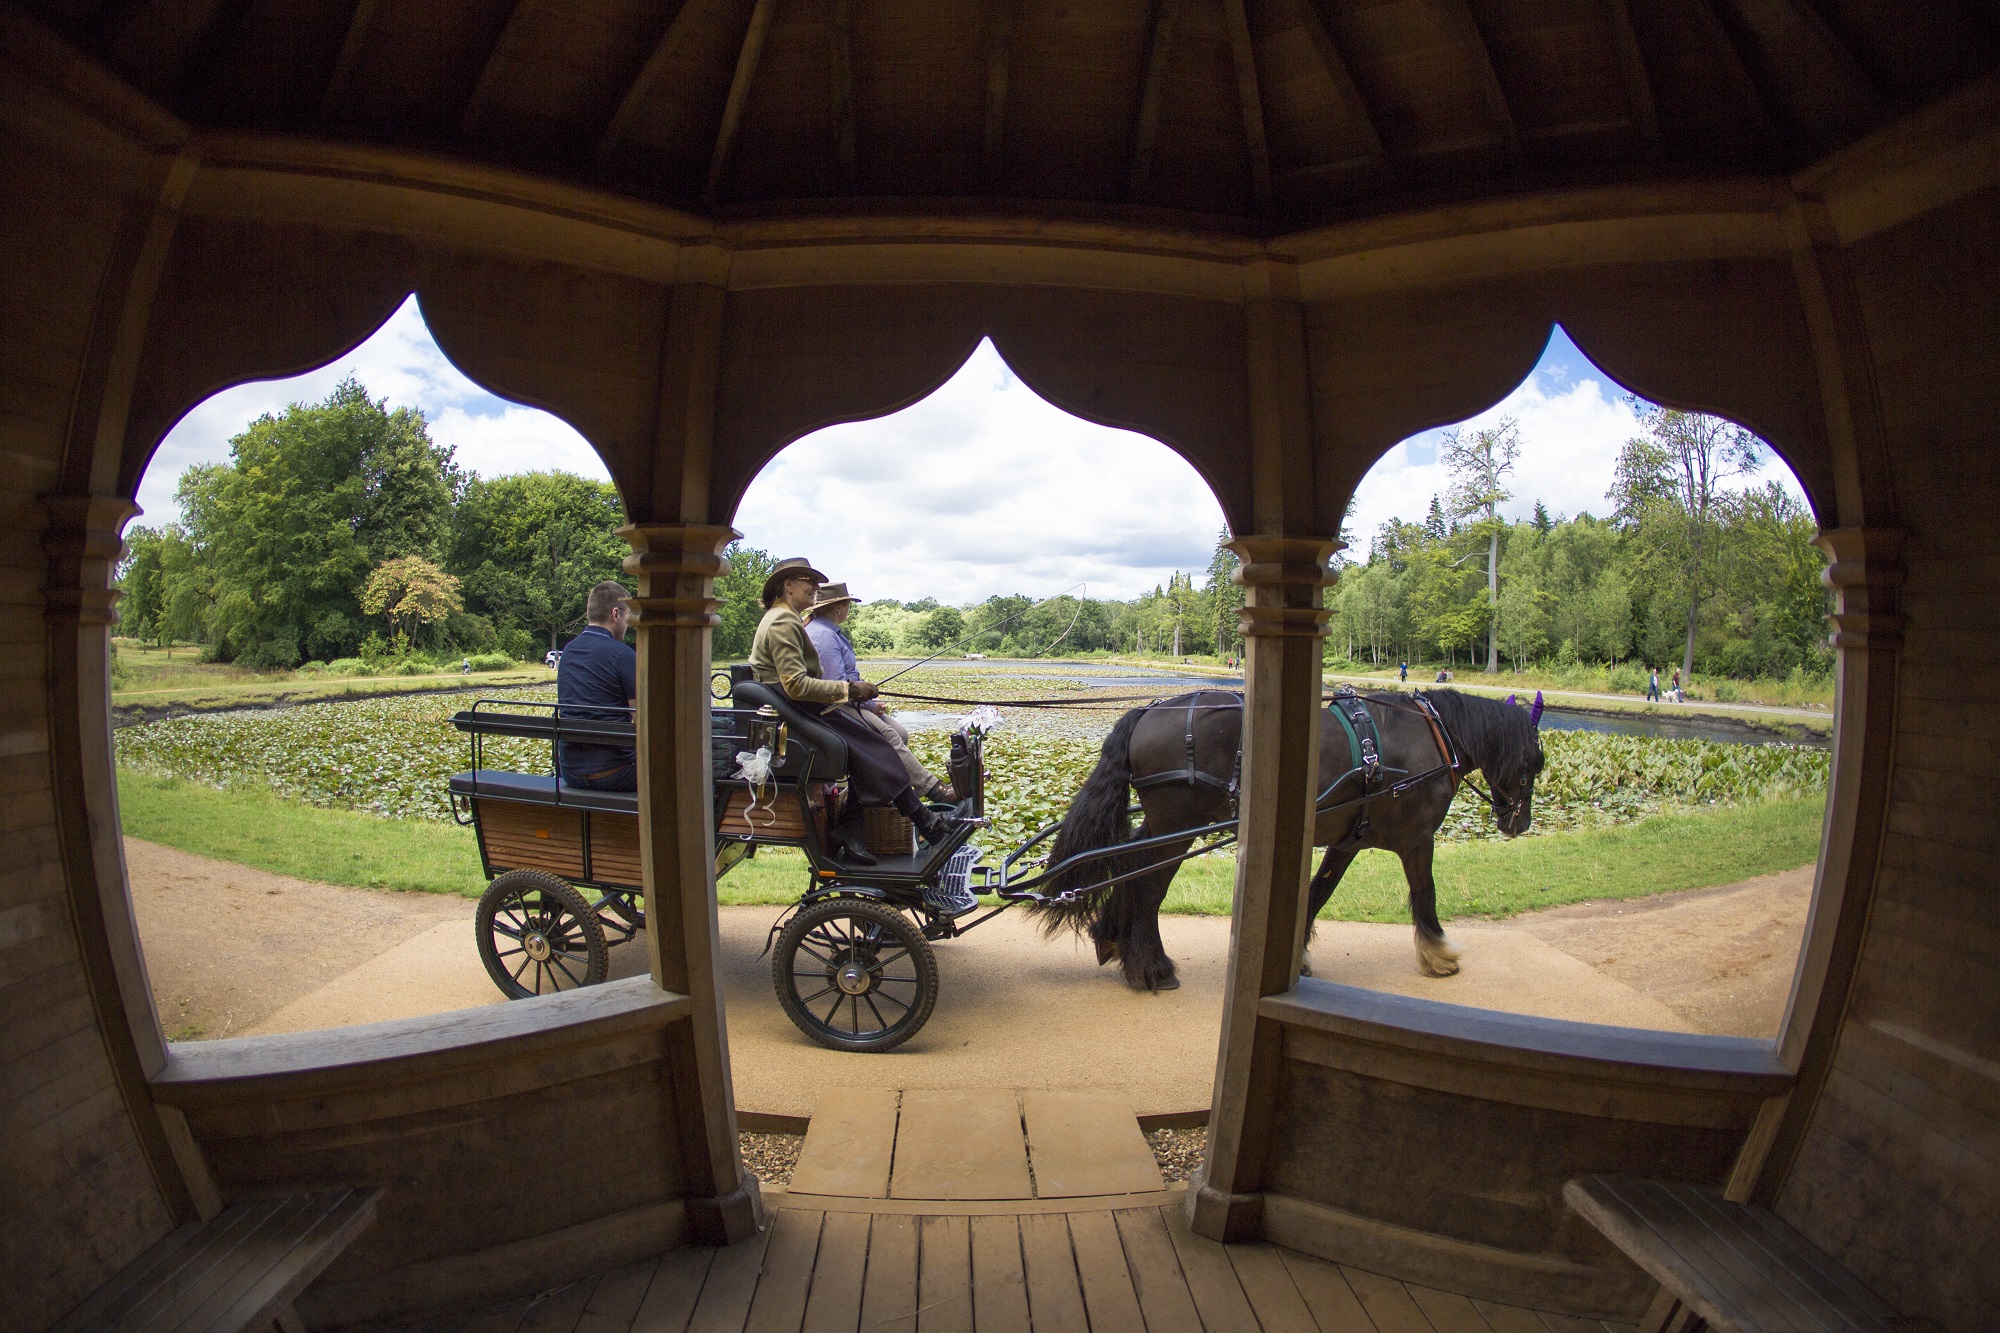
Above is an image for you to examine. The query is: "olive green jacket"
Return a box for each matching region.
[749,605,849,706]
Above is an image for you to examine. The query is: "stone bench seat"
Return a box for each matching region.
[1564,1176,1940,1333]
[52,1188,382,1333]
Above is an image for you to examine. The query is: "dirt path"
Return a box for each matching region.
[128,839,1813,1113]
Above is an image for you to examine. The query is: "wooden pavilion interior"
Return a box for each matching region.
[4,0,1996,1328]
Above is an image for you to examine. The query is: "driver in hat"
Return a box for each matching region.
[748,558,966,865]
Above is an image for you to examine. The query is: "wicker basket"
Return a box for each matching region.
[862,805,916,856]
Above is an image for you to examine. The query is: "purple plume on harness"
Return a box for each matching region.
[1504,694,1517,706]
[1530,691,1545,726]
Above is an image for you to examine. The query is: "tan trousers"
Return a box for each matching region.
[858,704,943,795]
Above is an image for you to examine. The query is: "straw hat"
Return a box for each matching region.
[807,582,858,617]
[760,557,828,606]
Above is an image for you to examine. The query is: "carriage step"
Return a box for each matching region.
[788,1088,1163,1201]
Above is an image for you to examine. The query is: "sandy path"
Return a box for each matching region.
[128,839,1812,1115]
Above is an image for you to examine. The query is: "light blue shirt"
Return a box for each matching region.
[805,616,861,683]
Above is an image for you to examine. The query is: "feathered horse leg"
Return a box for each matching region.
[1397,840,1460,976]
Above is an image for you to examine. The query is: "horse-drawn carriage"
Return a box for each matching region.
[446,673,1544,1052]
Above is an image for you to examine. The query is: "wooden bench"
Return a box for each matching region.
[1564,1176,1941,1333]
[53,1187,381,1333]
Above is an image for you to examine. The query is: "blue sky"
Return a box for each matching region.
[140,298,1807,604]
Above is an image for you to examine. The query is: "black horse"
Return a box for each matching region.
[1032,688,1546,991]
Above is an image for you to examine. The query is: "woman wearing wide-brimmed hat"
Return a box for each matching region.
[748,558,965,863]
[805,580,954,804]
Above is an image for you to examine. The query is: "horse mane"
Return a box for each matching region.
[1416,688,1540,775]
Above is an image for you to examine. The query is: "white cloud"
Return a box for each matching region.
[733,340,1228,604]
[135,295,606,522]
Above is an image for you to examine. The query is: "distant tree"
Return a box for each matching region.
[1203,531,1243,659]
[1531,500,1554,533]
[711,541,775,660]
[1442,416,1520,673]
[1610,404,1764,680]
[916,605,966,650]
[1423,495,1448,543]
[360,555,463,647]
[448,471,626,653]
[171,377,461,667]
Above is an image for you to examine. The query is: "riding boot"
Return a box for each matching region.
[832,802,877,865]
[896,788,962,848]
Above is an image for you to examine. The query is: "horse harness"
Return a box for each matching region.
[1129,692,1245,817]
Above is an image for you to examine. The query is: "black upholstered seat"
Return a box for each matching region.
[448,770,639,815]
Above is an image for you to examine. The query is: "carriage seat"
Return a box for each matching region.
[729,677,849,779]
[448,769,639,815]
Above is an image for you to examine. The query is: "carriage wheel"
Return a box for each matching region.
[477,869,608,999]
[773,899,938,1053]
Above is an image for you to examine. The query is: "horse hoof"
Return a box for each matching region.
[1299,951,1314,978]
[1421,960,1460,978]
[1151,976,1180,992]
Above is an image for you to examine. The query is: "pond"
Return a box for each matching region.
[874,660,1827,748]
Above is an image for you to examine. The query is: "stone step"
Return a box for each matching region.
[788,1087,1165,1201]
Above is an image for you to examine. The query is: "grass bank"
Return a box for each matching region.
[118,769,1821,922]
[119,770,489,897]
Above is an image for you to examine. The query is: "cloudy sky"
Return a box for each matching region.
[141,297,1807,604]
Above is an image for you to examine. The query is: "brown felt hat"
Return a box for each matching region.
[760,557,828,606]
[806,582,858,617]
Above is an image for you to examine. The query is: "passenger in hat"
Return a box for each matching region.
[805,581,954,803]
[749,558,966,863]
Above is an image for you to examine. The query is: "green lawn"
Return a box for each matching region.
[120,768,1820,922]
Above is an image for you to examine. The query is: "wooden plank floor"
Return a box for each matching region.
[354,1196,1641,1333]
[792,1088,1163,1202]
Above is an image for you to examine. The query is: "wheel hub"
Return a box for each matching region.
[835,958,873,995]
[524,932,552,962]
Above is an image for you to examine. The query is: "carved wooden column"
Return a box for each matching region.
[43,494,216,1220]
[620,521,761,1244]
[1751,527,1902,1199]
[1191,263,1338,1240]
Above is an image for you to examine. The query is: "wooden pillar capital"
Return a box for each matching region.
[1812,527,1905,648]
[42,494,141,626]
[619,524,738,630]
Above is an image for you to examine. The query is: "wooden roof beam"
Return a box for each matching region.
[1127,0,1175,196]
[1686,0,1782,160]
[594,0,698,164]
[1222,0,1273,210]
[982,0,1014,185]
[829,0,857,187]
[1439,0,1518,158]
[1297,0,1385,165]
[319,0,381,121]
[459,0,539,136]
[706,0,778,201]
[1600,0,1660,155]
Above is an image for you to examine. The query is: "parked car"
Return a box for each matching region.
[544,649,561,669]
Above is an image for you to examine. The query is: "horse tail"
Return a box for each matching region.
[1027,705,1146,937]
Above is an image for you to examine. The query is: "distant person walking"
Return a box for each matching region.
[1671,666,1683,701]
[1399,660,1409,683]
[1646,668,1661,701]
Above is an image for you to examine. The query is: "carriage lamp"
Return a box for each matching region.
[750,705,789,760]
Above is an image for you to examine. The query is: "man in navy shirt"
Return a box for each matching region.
[556,581,638,791]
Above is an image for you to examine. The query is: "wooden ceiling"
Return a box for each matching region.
[35,0,1999,229]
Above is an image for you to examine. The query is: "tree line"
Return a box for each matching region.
[1329,405,1830,682]
[710,534,1248,661]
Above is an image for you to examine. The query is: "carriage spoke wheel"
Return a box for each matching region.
[774,899,937,1053]
[477,869,608,999]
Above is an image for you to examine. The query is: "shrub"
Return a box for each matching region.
[324,657,373,677]
[1605,662,1645,695]
[392,660,427,676]
[1713,680,1740,702]
[295,661,327,675]
[467,653,514,672]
